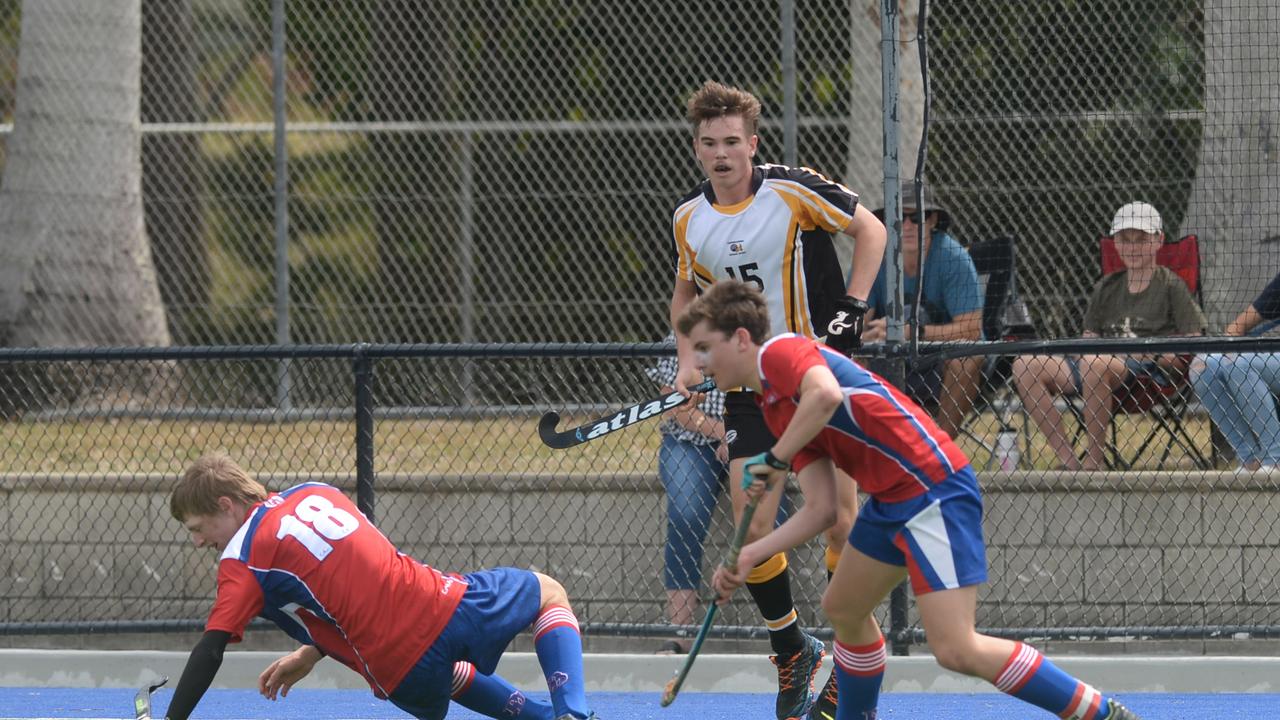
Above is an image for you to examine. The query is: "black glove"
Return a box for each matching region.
[824,296,870,355]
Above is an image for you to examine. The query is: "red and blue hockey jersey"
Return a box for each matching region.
[205,482,467,698]
[756,334,970,502]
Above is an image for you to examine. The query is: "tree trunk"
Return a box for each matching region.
[142,0,207,344]
[0,0,170,348]
[1183,1,1280,331]
[838,0,925,272]
[844,0,926,206]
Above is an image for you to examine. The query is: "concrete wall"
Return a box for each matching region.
[2,470,1278,649]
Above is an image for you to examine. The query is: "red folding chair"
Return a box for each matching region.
[1067,234,1211,469]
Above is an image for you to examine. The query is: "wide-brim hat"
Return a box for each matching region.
[872,181,953,233]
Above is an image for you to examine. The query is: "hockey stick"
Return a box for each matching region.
[538,379,717,449]
[660,494,761,707]
[134,676,168,720]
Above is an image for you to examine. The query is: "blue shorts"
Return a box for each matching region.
[848,466,988,595]
[389,567,542,720]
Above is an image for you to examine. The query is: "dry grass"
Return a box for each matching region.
[0,406,1217,476]
[0,415,661,476]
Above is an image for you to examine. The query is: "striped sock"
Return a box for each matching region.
[994,642,1111,719]
[533,605,590,719]
[451,662,554,719]
[833,636,885,720]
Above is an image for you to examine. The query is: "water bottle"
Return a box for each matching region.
[994,429,1020,471]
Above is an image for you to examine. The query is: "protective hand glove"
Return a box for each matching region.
[824,295,871,356]
[741,449,790,491]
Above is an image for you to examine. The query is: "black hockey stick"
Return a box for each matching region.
[660,493,762,707]
[538,379,717,449]
[134,676,168,720]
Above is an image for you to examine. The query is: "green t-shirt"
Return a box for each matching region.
[1083,265,1206,337]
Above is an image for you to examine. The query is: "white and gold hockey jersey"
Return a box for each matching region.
[671,164,859,338]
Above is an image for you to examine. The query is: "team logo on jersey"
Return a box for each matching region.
[440,575,458,595]
[265,495,284,507]
[728,241,746,256]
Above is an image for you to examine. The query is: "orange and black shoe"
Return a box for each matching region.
[771,632,824,720]
[805,668,838,720]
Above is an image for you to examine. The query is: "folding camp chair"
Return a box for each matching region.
[1065,234,1211,470]
[956,236,1037,466]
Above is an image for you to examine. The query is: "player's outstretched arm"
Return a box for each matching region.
[740,458,839,567]
[164,630,231,720]
[259,645,323,701]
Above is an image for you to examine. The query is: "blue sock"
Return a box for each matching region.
[451,662,555,719]
[833,636,885,720]
[994,642,1112,719]
[533,605,590,718]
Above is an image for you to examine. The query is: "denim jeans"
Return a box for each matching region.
[659,435,726,590]
[1192,353,1280,466]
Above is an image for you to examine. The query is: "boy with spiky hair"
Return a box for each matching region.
[679,280,1140,720]
[164,452,597,720]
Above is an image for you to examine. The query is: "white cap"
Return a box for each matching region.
[1110,201,1162,235]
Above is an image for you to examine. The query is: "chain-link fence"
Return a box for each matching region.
[4,340,1280,650]
[0,0,1279,651]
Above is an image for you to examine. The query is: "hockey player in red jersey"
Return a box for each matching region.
[165,452,597,720]
[678,280,1140,720]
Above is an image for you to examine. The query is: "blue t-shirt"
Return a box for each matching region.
[1254,272,1280,320]
[866,231,984,336]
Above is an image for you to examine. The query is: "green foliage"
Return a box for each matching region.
[928,0,1205,336]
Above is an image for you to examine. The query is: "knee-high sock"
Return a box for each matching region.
[533,605,591,719]
[833,636,885,720]
[994,642,1114,719]
[745,552,805,653]
[451,662,555,719]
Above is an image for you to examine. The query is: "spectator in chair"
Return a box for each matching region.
[862,183,985,438]
[1191,270,1280,472]
[1012,201,1206,471]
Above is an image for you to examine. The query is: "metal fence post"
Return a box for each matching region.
[780,0,797,166]
[354,345,376,521]
[271,0,293,413]
[880,0,912,657]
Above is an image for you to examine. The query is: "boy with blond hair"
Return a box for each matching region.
[164,452,597,720]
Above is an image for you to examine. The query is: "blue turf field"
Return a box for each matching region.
[2,688,1278,719]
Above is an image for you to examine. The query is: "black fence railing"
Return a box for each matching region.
[2,338,1278,654]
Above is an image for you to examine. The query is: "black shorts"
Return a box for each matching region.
[724,390,777,460]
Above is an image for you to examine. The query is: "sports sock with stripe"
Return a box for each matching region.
[533,605,591,719]
[745,552,805,653]
[833,636,885,720]
[450,662,554,719]
[994,642,1113,719]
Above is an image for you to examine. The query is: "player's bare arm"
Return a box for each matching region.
[714,459,839,601]
[769,365,843,463]
[842,203,888,301]
[258,645,323,701]
[670,277,702,394]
